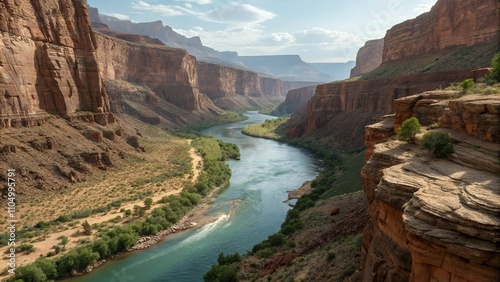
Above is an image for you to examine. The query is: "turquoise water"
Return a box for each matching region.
[69,112,320,282]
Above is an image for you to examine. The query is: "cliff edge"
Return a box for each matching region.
[361,92,500,281]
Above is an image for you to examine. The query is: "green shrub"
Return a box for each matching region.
[459,78,475,94]
[82,220,92,235]
[397,117,421,143]
[421,131,455,158]
[490,52,500,82]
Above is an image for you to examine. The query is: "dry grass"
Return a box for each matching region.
[0,127,203,267]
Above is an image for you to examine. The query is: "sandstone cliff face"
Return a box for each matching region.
[350,39,384,78]
[95,33,204,111]
[197,62,289,110]
[361,92,500,282]
[0,0,110,124]
[287,69,489,149]
[271,86,317,116]
[382,0,500,63]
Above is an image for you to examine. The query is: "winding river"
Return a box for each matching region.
[69,112,321,282]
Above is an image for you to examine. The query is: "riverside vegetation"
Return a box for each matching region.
[5,135,240,282]
[205,117,367,281]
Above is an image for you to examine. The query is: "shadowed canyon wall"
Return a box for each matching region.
[197,62,291,110]
[95,33,203,111]
[0,0,110,126]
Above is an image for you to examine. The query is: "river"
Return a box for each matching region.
[69,111,321,282]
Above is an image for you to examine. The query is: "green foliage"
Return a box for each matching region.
[179,111,248,133]
[144,197,153,210]
[421,131,455,158]
[397,117,421,143]
[17,243,35,254]
[34,258,58,280]
[241,117,289,140]
[56,246,100,278]
[58,236,69,250]
[217,252,241,265]
[82,220,92,236]
[204,253,240,282]
[490,52,500,82]
[459,78,475,94]
[9,264,48,282]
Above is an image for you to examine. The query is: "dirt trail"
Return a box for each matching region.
[0,141,204,268]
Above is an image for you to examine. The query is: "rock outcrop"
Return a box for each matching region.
[350,39,384,78]
[287,69,489,150]
[361,92,500,282]
[95,33,205,111]
[382,0,500,63]
[271,86,317,116]
[0,0,110,125]
[196,62,290,110]
[287,0,499,150]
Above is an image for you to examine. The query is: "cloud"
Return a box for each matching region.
[203,4,276,25]
[130,1,186,16]
[177,0,212,4]
[102,12,130,20]
[174,26,363,62]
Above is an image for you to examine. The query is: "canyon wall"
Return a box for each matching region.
[95,33,204,111]
[197,62,290,110]
[350,39,384,78]
[0,0,110,125]
[271,86,317,116]
[361,92,500,281]
[287,69,489,149]
[288,0,499,150]
[382,0,500,63]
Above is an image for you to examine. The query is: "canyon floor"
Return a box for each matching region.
[0,117,206,273]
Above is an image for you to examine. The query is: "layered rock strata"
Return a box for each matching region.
[271,86,317,116]
[95,33,204,111]
[287,69,489,149]
[382,0,500,63]
[0,0,110,125]
[197,62,290,110]
[350,39,384,78]
[361,92,500,281]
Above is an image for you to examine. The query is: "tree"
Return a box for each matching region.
[12,264,48,282]
[144,197,153,210]
[133,205,145,217]
[459,78,475,94]
[421,131,455,158]
[490,52,500,82]
[82,220,92,235]
[397,117,421,143]
[34,258,58,280]
[58,235,69,251]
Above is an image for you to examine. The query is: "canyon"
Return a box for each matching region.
[350,39,384,78]
[361,92,500,281]
[286,0,499,151]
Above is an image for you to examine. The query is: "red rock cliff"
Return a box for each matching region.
[95,33,203,111]
[382,0,500,63]
[197,62,290,110]
[271,86,317,116]
[288,69,489,149]
[350,39,384,78]
[361,92,500,281]
[288,0,499,150]
[0,0,109,123]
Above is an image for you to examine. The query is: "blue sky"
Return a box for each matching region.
[87,0,438,62]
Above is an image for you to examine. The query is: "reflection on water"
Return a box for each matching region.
[69,111,320,282]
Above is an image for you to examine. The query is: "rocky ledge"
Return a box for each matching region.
[361,92,500,281]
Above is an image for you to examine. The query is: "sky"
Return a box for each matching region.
[87,0,438,63]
